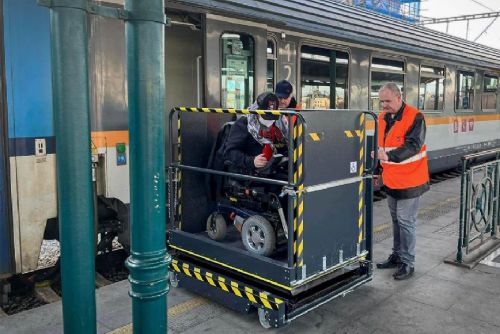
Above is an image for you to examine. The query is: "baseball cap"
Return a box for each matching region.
[275,80,293,98]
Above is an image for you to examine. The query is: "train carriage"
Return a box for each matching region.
[0,0,499,310]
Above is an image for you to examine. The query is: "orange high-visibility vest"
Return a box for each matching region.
[378,105,429,190]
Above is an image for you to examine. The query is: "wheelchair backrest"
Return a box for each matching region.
[205,121,234,200]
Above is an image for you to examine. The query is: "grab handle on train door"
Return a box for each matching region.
[361,111,378,176]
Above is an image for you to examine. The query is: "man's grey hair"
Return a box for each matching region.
[379,82,402,97]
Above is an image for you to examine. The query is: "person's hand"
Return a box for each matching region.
[254,154,268,168]
[377,148,389,162]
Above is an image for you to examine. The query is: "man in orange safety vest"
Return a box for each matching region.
[375,82,430,280]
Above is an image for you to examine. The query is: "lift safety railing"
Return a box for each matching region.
[168,108,305,185]
[167,108,379,274]
[456,148,500,263]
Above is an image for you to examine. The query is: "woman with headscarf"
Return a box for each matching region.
[223,92,289,175]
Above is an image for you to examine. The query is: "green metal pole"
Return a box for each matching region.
[124,1,170,333]
[457,158,467,263]
[46,1,96,333]
[493,161,499,237]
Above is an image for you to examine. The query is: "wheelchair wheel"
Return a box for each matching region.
[241,215,275,256]
[206,213,227,241]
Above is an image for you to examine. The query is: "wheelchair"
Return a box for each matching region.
[205,123,289,257]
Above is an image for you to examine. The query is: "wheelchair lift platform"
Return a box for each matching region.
[167,107,377,328]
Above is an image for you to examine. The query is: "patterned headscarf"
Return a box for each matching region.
[246,101,289,148]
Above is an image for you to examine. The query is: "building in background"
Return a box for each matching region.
[342,0,421,23]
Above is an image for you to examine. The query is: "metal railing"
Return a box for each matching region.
[457,148,500,263]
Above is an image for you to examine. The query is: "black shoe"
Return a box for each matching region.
[376,254,401,269]
[393,263,414,280]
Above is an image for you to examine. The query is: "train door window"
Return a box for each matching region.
[267,39,276,92]
[221,33,254,109]
[419,66,445,111]
[300,45,349,109]
[455,71,475,111]
[370,57,405,111]
[481,75,498,110]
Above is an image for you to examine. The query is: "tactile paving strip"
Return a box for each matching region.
[433,219,460,237]
[418,199,460,221]
[168,299,226,332]
[374,196,460,243]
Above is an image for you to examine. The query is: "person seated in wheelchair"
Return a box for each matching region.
[206,93,290,256]
[223,92,289,179]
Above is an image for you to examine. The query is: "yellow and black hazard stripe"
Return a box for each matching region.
[293,122,305,268]
[174,107,285,117]
[176,113,183,229]
[308,132,321,141]
[357,114,365,244]
[171,259,285,311]
[344,129,363,138]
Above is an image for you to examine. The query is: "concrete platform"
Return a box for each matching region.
[2,176,500,333]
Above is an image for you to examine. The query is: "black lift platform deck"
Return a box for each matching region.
[169,252,371,328]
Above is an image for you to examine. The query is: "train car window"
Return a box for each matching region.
[419,66,445,111]
[481,75,498,110]
[221,33,255,109]
[455,71,475,111]
[300,45,349,109]
[267,39,277,92]
[370,58,405,110]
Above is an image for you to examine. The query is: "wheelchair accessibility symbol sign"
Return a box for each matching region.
[350,161,357,174]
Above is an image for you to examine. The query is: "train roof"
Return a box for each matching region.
[169,0,500,71]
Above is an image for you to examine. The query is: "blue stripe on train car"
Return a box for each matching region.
[4,0,53,139]
[0,0,53,273]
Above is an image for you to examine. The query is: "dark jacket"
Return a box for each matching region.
[223,117,287,174]
[223,117,263,173]
[381,102,430,199]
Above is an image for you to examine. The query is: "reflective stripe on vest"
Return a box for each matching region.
[383,147,428,165]
[383,151,427,165]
